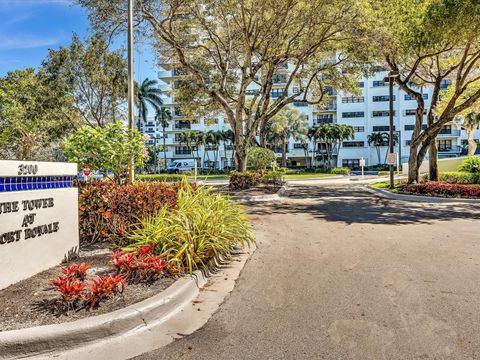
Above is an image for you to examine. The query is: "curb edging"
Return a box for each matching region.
[0,245,256,359]
[366,185,480,204]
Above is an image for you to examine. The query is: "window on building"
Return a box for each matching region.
[293,143,305,149]
[373,80,387,87]
[406,140,411,146]
[372,126,395,132]
[273,74,288,84]
[405,109,427,116]
[342,141,365,148]
[175,146,192,155]
[342,159,360,168]
[293,102,308,107]
[358,81,365,88]
[342,96,365,103]
[372,110,395,117]
[404,93,428,101]
[353,126,365,132]
[270,88,286,98]
[437,139,452,151]
[372,95,395,102]
[342,111,364,118]
[440,79,452,90]
[404,124,427,131]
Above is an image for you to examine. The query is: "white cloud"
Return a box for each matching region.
[0,35,61,49]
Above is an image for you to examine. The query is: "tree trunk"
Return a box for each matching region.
[428,141,438,181]
[407,146,420,183]
[235,147,247,172]
[162,127,167,170]
[376,147,381,164]
[466,129,478,156]
[281,137,287,167]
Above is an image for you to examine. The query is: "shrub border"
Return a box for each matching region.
[0,245,256,359]
[366,185,480,204]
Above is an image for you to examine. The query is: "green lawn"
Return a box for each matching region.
[283,173,338,179]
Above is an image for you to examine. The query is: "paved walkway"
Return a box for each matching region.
[134,184,480,360]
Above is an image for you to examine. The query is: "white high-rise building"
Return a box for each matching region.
[141,66,479,170]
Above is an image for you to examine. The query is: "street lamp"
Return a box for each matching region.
[127,0,135,184]
[384,70,399,189]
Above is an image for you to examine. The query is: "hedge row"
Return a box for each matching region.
[75,181,183,245]
[423,171,480,184]
[229,170,285,190]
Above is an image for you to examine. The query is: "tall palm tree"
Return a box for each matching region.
[136,78,163,130]
[335,124,355,167]
[155,107,172,169]
[461,112,480,155]
[367,132,387,165]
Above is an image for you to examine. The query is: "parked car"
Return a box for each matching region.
[167,159,196,174]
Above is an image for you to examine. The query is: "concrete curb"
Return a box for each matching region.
[0,245,256,360]
[366,185,480,204]
[235,182,289,202]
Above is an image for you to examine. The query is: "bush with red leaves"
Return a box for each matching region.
[60,262,89,280]
[50,276,86,304]
[399,181,480,198]
[110,246,167,283]
[84,274,125,310]
[75,181,184,245]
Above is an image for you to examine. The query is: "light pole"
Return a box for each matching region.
[127,0,135,184]
[384,70,399,189]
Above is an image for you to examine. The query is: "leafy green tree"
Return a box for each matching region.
[78,0,366,171]
[136,78,163,129]
[335,124,355,167]
[247,147,277,171]
[366,0,480,182]
[64,121,148,183]
[156,107,172,169]
[42,33,127,127]
[267,106,308,167]
[0,68,77,160]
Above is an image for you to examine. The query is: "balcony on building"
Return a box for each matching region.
[437,129,461,137]
[315,115,334,125]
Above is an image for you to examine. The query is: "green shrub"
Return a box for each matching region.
[261,169,286,185]
[75,181,182,245]
[247,147,276,170]
[423,171,480,184]
[65,121,147,184]
[458,156,480,173]
[330,167,351,175]
[229,171,260,189]
[378,171,391,176]
[126,184,254,274]
[136,174,185,182]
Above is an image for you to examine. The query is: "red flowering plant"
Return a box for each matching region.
[50,276,86,310]
[110,245,167,284]
[84,274,125,310]
[60,262,89,280]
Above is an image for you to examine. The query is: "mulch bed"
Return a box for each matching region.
[0,247,175,332]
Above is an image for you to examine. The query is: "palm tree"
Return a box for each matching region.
[222,129,235,169]
[136,78,163,130]
[367,132,387,165]
[335,124,355,167]
[155,107,172,170]
[461,113,480,155]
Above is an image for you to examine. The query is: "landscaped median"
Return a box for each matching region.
[0,180,255,358]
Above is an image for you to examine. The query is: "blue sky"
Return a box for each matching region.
[0,0,157,81]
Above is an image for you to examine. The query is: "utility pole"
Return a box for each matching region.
[384,71,399,190]
[127,0,135,184]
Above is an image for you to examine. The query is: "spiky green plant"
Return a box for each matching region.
[126,182,254,274]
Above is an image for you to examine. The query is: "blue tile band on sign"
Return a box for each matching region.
[0,176,75,192]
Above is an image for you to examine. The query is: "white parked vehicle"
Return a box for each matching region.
[167,159,196,174]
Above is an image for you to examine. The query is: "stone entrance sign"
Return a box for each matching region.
[0,160,79,290]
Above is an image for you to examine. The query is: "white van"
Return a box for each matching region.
[167,159,196,174]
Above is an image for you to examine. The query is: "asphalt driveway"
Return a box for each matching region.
[134,184,480,360]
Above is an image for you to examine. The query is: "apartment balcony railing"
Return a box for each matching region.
[437,130,461,137]
[315,118,334,125]
[438,145,462,153]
